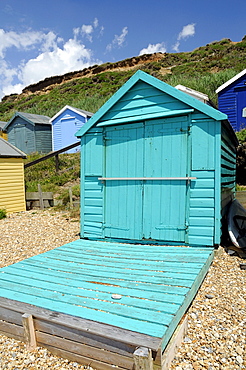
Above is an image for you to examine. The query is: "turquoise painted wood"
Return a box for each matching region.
[0,239,214,350]
[76,70,238,246]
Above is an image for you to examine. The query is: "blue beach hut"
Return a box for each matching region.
[76,70,238,247]
[216,69,246,131]
[50,105,93,153]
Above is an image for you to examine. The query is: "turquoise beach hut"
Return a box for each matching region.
[0,70,239,369]
[76,70,238,247]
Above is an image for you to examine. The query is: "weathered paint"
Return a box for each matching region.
[216,69,246,131]
[50,106,93,153]
[0,239,214,350]
[0,157,26,213]
[77,71,238,246]
[5,113,51,154]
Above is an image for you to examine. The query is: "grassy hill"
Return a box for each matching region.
[3,36,246,201]
[1,37,246,122]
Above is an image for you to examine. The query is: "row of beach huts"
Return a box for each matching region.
[0,68,246,226]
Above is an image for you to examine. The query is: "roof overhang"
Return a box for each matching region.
[50,105,93,123]
[216,69,246,93]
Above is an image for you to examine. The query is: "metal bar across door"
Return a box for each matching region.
[98,177,197,180]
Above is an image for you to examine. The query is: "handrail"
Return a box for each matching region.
[24,141,80,169]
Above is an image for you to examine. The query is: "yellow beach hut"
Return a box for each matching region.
[0,137,27,214]
[0,121,7,140]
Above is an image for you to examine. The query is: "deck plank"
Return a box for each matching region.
[1,265,186,305]
[6,258,202,288]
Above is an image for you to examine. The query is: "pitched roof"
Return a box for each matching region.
[216,69,246,93]
[76,70,227,138]
[50,105,93,122]
[0,137,27,158]
[5,112,51,130]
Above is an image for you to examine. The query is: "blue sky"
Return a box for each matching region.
[0,0,245,99]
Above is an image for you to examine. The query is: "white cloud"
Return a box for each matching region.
[0,29,45,57]
[139,42,166,55]
[178,23,196,40]
[19,39,93,87]
[173,23,196,52]
[0,27,102,99]
[93,18,99,28]
[81,24,94,42]
[79,18,101,42]
[106,26,128,52]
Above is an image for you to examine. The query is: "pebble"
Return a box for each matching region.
[0,210,245,369]
[170,245,246,369]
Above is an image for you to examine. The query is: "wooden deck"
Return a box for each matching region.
[0,240,214,369]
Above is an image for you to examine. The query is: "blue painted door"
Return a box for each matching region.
[143,119,188,241]
[103,123,144,240]
[14,125,27,153]
[60,119,80,153]
[236,87,246,130]
[103,118,189,242]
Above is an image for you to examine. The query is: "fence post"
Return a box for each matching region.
[55,154,59,172]
[38,183,44,210]
[69,187,73,209]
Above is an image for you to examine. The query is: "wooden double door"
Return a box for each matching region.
[102,118,190,242]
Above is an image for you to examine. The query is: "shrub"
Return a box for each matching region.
[0,208,7,219]
[236,128,246,144]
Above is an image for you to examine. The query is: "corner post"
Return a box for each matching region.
[22,313,37,351]
[133,347,153,370]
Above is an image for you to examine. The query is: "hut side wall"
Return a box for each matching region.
[35,124,52,153]
[52,109,86,153]
[220,124,237,216]
[188,116,220,246]
[0,158,26,213]
[80,128,104,238]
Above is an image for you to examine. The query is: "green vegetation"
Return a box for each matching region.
[236,128,246,144]
[0,208,7,219]
[24,152,81,217]
[1,38,246,121]
[25,151,80,200]
[3,37,246,196]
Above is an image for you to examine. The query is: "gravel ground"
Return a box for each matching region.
[0,210,245,369]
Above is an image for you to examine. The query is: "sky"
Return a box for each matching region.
[0,0,245,100]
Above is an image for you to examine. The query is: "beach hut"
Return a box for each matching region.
[0,137,26,214]
[216,69,246,131]
[76,70,238,247]
[0,71,237,368]
[4,112,52,154]
[50,105,93,153]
